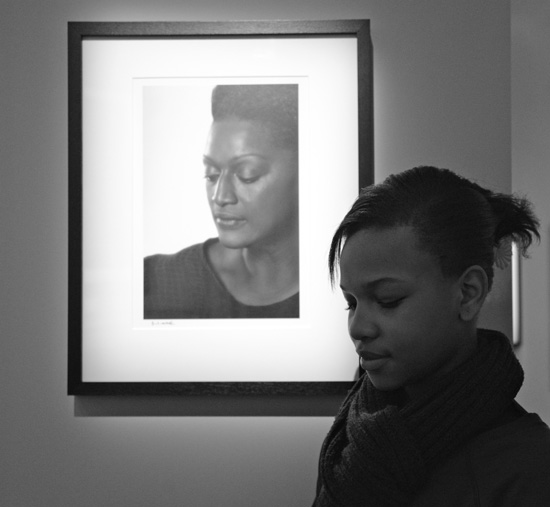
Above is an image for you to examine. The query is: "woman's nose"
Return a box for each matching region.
[212,173,237,206]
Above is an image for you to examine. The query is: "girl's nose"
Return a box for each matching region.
[348,306,379,342]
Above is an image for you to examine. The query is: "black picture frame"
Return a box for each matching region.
[68,20,373,396]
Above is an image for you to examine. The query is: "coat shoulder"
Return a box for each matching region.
[411,411,550,506]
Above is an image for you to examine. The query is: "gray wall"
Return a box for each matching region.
[4,1,547,506]
[512,0,550,423]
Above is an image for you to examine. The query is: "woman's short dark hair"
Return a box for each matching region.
[211,84,298,151]
[329,166,540,290]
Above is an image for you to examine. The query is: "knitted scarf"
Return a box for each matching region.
[313,329,524,507]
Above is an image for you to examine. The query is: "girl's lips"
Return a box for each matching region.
[359,351,390,372]
[360,355,390,372]
[358,350,388,361]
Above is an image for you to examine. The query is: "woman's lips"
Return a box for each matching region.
[214,213,247,229]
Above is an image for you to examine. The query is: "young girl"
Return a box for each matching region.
[313,166,550,506]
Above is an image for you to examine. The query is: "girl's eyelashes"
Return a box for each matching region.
[343,296,357,311]
[377,297,405,309]
[342,295,405,311]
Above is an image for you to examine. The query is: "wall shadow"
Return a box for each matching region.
[74,394,345,417]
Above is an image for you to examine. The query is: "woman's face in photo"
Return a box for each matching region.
[203,119,299,250]
[339,226,470,393]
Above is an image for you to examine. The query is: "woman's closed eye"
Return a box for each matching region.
[234,161,268,184]
[204,164,220,183]
[237,174,262,184]
[204,174,219,184]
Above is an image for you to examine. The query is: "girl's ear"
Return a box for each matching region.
[458,266,489,322]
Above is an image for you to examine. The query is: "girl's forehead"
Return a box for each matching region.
[339,226,443,286]
[342,226,421,261]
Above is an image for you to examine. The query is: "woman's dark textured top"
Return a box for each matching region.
[144,238,299,319]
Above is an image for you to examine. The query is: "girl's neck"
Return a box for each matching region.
[404,327,478,401]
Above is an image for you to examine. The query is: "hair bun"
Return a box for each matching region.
[494,238,512,270]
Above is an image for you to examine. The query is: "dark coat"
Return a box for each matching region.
[410,401,550,506]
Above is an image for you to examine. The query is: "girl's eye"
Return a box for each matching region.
[344,299,357,311]
[378,298,404,309]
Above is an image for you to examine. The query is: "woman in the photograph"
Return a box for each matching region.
[144,84,299,319]
[313,166,550,506]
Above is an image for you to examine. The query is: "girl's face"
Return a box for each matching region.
[203,119,298,250]
[339,226,473,393]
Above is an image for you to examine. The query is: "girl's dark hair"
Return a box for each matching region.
[328,166,540,289]
[211,84,298,151]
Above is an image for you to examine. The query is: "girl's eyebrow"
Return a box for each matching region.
[340,277,408,292]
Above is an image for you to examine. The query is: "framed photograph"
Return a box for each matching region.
[68,20,373,395]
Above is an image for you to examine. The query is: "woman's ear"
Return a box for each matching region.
[458,266,489,322]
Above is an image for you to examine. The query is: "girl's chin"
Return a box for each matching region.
[365,371,404,392]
